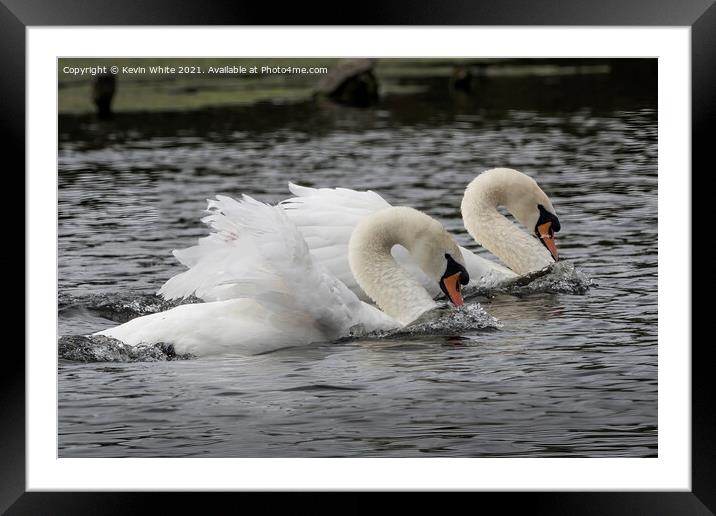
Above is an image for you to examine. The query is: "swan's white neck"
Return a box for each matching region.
[461,168,554,275]
[348,207,440,325]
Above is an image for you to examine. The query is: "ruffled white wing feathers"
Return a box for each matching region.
[159,194,394,337]
[280,183,392,297]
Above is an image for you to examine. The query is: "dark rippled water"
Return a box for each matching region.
[58,94,657,457]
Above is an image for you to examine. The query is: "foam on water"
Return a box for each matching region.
[393,302,502,335]
[466,260,593,298]
[58,335,195,362]
[59,292,202,323]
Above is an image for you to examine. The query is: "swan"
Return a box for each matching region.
[280,167,560,300]
[461,167,560,275]
[94,196,469,356]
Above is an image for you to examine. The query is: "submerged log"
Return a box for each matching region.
[316,58,379,107]
[450,63,487,94]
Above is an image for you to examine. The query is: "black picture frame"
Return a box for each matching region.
[6,0,710,513]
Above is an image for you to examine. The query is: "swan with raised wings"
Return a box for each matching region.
[280,167,560,301]
[95,197,469,356]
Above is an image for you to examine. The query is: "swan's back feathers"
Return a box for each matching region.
[281,183,516,295]
[281,183,392,298]
[159,195,393,337]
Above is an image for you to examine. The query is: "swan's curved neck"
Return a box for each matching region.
[462,171,553,275]
[348,207,438,325]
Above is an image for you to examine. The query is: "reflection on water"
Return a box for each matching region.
[58,83,657,457]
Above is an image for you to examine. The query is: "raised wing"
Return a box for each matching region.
[159,194,394,336]
[280,183,392,299]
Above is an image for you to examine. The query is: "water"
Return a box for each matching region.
[58,91,657,457]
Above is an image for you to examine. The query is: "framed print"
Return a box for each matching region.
[7,0,711,513]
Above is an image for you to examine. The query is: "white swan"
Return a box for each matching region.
[461,167,560,275]
[280,167,560,300]
[95,196,469,356]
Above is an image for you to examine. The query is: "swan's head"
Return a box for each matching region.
[512,190,560,263]
[409,224,470,306]
[532,204,561,262]
[438,252,470,306]
[464,168,561,262]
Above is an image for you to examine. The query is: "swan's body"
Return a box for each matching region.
[281,168,560,300]
[93,298,376,356]
[96,198,467,355]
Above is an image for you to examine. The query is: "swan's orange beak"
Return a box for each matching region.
[441,272,464,306]
[537,221,559,262]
